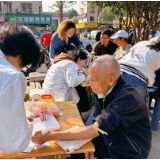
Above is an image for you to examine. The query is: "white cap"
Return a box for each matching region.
[111,30,128,39]
[149,37,159,43]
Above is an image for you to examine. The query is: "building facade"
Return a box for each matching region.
[43,11,69,26]
[77,1,103,33]
[0,1,52,35]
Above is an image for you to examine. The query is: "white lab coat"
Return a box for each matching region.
[119,41,160,87]
[0,50,32,154]
[43,60,85,103]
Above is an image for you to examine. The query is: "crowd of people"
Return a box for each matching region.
[0,19,160,158]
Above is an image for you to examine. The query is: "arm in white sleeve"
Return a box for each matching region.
[64,63,86,87]
[0,76,31,154]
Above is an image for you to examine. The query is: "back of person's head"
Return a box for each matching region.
[108,26,114,34]
[101,29,112,37]
[148,41,160,52]
[67,47,88,63]
[57,19,76,40]
[59,45,76,54]
[0,22,40,68]
[108,26,114,30]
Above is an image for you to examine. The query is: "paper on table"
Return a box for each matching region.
[23,115,59,153]
[23,141,50,153]
[33,115,60,133]
[55,126,91,153]
[23,141,35,153]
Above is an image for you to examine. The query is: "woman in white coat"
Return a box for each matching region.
[43,46,90,113]
[0,22,40,154]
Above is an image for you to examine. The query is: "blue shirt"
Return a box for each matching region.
[49,31,84,59]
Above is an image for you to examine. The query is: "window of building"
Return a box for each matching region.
[39,6,42,13]
[90,7,95,13]
[22,3,32,13]
[81,8,84,13]
[6,3,12,12]
[0,2,2,12]
[90,16,94,21]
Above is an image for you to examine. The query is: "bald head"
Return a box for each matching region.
[90,55,120,81]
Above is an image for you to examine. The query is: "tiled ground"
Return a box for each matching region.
[148,123,160,159]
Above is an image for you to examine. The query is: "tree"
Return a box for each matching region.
[71,16,78,24]
[98,7,115,24]
[90,1,160,42]
[49,1,77,23]
[47,19,58,31]
[68,8,78,19]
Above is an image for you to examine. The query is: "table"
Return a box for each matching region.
[29,72,47,82]
[0,101,95,159]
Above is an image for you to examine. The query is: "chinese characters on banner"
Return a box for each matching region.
[16,16,50,23]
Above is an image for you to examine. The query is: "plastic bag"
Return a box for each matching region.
[25,101,59,117]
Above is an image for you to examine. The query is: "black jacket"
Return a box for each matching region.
[94,41,118,56]
[92,76,152,159]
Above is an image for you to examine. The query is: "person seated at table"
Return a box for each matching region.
[43,45,91,114]
[32,55,151,159]
[108,25,115,35]
[0,22,40,154]
[119,40,160,100]
[94,30,118,56]
[49,19,84,60]
[111,30,132,60]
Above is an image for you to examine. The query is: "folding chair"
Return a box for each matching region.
[147,86,160,131]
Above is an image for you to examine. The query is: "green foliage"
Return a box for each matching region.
[68,8,78,19]
[71,16,78,24]
[47,19,58,31]
[98,7,115,23]
[50,1,77,11]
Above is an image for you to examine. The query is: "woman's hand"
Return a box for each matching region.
[26,116,34,122]
[31,130,51,145]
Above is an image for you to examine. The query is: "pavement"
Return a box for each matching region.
[80,37,96,48]
[148,122,160,159]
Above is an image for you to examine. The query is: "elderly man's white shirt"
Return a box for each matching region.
[43,60,85,103]
[0,50,31,154]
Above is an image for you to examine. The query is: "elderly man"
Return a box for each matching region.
[32,55,151,159]
[95,24,106,42]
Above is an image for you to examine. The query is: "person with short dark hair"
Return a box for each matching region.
[43,46,89,107]
[94,29,118,56]
[108,25,114,35]
[0,22,40,154]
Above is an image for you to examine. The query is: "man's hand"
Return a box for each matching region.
[85,152,96,159]
[31,130,51,145]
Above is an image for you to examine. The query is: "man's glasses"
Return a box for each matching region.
[100,37,110,40]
